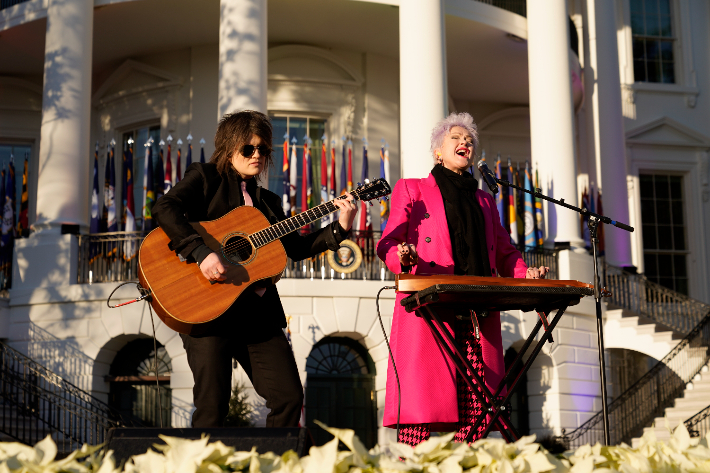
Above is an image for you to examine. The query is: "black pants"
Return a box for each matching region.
[180,327,303,428]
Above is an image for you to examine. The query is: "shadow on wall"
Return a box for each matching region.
[35,45,79,225]
[15,322,96,391]
[219,1,262,115]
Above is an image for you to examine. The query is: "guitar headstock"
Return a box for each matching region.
[351,178,392,202]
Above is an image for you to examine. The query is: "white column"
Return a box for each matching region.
[219,0,268,118]
[399,0,448,179]
[34,0,93,234]
[527,0,582,246]
[587,0,633,267]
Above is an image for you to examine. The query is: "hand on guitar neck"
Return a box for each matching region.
[197,192,359,283]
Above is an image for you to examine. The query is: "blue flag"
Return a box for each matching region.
[143,146,156,232]
[186,143,192,168]
[524,162,534,248]
[495,154,504,228]
[103,147,117,233]
[91,144,100,234]
[0,164,11,274]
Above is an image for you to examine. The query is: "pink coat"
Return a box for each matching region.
[377,174,528,430]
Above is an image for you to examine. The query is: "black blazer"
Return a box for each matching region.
[153,163,347,335]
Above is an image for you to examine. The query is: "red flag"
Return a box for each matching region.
[347,142,353,192]
[301,141,308,215]
[164,143,173,193]
[329,145,336,200]
[17,158,28,237]
[176,145,182,183]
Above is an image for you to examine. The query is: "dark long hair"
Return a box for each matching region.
[210,110,273,179]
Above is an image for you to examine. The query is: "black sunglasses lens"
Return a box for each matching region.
[242,145,270,156]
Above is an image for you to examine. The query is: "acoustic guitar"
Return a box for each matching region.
[138,179,392,334]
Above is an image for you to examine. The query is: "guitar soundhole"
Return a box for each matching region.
[222,235,254,264]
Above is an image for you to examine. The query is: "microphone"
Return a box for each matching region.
[477,160,499,195]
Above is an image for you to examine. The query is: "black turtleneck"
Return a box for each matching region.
[431,164,491,276]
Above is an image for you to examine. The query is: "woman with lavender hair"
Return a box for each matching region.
[376,112,548,445]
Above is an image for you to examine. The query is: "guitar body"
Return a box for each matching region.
[138,205,288,334]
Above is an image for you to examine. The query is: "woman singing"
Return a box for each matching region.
[376,112,547,445]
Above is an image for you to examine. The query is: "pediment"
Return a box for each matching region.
[626,117,710,148]
[268,45,363,86]
[92,59,181,105]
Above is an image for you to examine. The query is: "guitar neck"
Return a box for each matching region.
[250,197,346,248]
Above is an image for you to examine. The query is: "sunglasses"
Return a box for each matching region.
[241,144,271,157]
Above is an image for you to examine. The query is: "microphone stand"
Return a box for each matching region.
[486,171,633,446]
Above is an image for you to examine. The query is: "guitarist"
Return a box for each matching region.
[153,110,358,428]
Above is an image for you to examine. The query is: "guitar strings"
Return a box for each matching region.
[218,185,384,257]
[219,193,352,257]
[220,200,339,256]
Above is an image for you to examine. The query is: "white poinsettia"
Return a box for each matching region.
[4,421,710,473]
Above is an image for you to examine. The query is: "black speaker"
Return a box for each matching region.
[104,428,313,464]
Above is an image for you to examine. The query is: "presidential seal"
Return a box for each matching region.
[327,239,363,274]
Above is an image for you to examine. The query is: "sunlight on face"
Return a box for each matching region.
[437,126,474,174]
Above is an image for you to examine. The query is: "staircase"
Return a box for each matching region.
[632,362,710,446]
[562,263,710,448]
[0,341,140,452]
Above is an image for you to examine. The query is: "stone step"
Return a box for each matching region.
[652,331,676,344]
[679,389,710,400]
[665,406,708,420]
[674,397,710,411]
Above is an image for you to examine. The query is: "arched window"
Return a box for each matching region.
[305,337,376,448]
[107,338,172,427]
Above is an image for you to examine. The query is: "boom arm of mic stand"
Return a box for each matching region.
[490,175,635,234]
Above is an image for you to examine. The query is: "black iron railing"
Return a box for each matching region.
[0,342,139,452]
[77,231,560,283]
[562,310,710,448]
[603,263,707,334]
[517,245,559,279]
[686,403,710,438]
[76,231,144,284]
[474,0,526,17]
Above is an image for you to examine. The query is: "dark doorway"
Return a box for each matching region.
[107,338,172,427]
[305,337,377,448]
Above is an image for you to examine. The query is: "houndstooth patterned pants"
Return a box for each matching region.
[398,316,487,446]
